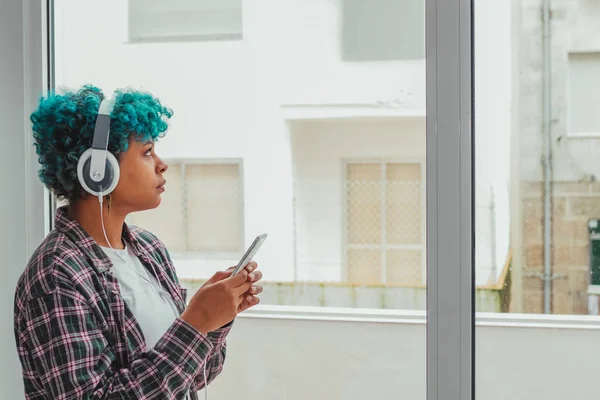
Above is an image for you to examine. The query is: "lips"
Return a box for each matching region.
[157,180,166,191]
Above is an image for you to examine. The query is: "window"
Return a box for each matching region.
[588,219,600,314]
[19,0,600,399]
[568,52,600,136]
[128,161,244,256]
[474,0,600,399]
[341,0,425,61]
[344,161,424,285]
[128,0,243,43]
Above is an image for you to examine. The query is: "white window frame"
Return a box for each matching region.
[19,0,476,398]
[340,158,427,285]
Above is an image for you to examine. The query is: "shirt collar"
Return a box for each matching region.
[54,205,141,271]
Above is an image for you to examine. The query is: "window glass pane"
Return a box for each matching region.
[54,0,427,396]
[568,52,600,135]
[54,0,427,300]
[346,163,382,245]
[386,248,421,285]
[186,163,243,252]
[475,0,600,398]
[128,0,242,42]
[347,248,382,283]
[341,0,424,61]
[386,163,422,245]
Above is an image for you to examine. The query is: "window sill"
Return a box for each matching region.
[563,132,600,139]
[239,305,426,324]
[124,33,243,45]
[239,305,600,330]
[172,251,242,261]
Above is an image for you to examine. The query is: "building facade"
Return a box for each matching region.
[513,0,600,314]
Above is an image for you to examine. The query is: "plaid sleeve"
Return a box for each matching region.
[190,321,233,391]
[24,288,215,400]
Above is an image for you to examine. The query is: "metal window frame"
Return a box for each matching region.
[426,0,474,399]
[45,0,57,234]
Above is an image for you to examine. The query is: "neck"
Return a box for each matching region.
[68,196,127,250]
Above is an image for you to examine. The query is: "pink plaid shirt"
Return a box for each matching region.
[14,206,231,399]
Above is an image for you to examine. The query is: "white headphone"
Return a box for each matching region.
[76,97,120,197]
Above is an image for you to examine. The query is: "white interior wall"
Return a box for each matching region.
[0,2,27,396]
[1,2,47,399]
[206,308,600,400]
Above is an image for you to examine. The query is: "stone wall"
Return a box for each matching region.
[520,180,599,314]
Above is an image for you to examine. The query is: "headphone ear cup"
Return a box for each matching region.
[76,148,120,197]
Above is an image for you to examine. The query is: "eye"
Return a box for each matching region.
[144,146,153,156]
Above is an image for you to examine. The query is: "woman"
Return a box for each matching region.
[13,85,263,399]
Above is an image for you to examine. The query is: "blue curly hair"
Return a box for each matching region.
[30,84,173,202]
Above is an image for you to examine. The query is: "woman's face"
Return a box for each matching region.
[110,137,168,215]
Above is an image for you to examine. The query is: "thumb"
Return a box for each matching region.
[206,270,232,284]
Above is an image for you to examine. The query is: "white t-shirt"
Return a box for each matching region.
[100,244,180,350]
[101,245,195,400]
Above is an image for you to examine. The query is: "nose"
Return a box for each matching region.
[156,156,168,174]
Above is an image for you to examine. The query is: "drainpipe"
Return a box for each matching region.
[541,0,553,314]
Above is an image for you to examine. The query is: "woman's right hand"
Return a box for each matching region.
[180,269,253,334]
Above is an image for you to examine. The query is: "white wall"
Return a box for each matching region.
[272,0,426,108]
[291,118,426,282]
[0,2,27,396]
[207,307,600,400]
[517,0,600,182]
[1,1,47,399]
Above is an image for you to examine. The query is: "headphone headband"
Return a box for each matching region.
[89,98,115,182]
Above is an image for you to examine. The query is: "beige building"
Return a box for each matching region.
[512,0,600,314]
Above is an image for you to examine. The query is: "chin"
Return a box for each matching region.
[151,195,163,209]
[135,197,162,213]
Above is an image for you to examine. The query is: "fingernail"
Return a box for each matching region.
[247,295,253,302]
[251,286,257,294]
[249,273,255,280]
